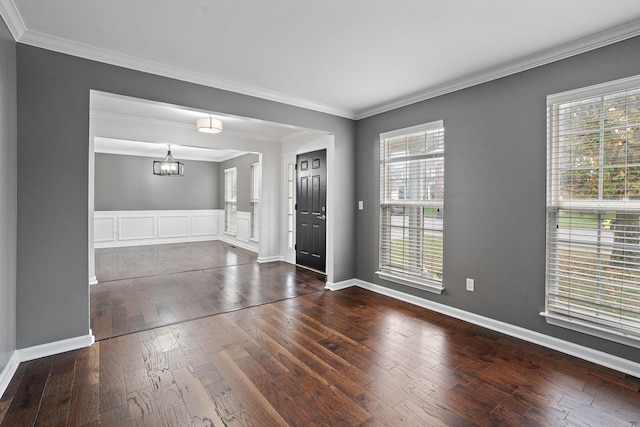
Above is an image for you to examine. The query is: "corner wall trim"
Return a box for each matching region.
[89,276,98,286]
[0,351,20,399]
[17,332,95,363]
[325,279,356,291]
[217,235,258,254]
[350,279,640,377]
[257,255,282,263]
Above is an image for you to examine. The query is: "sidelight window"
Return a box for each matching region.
[224,167,237,235]
[250,162,261,242]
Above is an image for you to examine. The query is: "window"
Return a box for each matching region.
[544,76,640,348]
[377,121,445,294]
[224,167,237,235]
[250,162,261,241]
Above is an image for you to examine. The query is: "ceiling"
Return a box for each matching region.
[91,91,320,160]
[2,1,640,119]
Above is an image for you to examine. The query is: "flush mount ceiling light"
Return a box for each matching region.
[153,144,184,176]
[196,117,223,134]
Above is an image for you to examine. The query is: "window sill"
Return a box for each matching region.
[376,271,444,295]
[540,311,640,349]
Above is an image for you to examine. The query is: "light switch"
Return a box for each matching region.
[358,201,364,210]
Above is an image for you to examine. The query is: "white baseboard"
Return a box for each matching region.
[17,331,95,363]
[329,278,640,378]
[218,235,259,254]
[325,279,356,291]
[95,236,218,249]
[0,351,20,399]
[257,255,283,263]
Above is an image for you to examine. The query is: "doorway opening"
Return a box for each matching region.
[88,91,333,340]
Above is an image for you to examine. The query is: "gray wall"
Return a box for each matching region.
[0,17,17,373]
[16,44,355,348]
[356,35,640,364]
[219,153,260,212]
[95,153,220,211]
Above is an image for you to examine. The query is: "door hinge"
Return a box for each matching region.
[295,203,297,210]
[295,244,297,250]
[295,164,297,170]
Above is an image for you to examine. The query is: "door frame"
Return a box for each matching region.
[282,134,334,282]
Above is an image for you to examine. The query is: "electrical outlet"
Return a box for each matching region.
[466,278,475,292]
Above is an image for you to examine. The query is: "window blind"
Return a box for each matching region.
[250,162,261,241]
[379,121,444,291]
[545,77,640,345]
[224,167,237,235]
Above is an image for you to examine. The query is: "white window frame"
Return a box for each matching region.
[376,120,445,294]
[543,74,640,349]
[250,162,261,242]
[224,167,237,235]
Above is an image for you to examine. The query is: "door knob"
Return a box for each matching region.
[318,215,326,220]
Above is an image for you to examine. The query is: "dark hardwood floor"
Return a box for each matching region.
[91,241,326,340]
[2,287,639,426]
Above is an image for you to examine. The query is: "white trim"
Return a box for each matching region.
[351,279,640,377]
[380,120,445,140]
[547,73,640,105]
[94,210,220,248]
[16,29,354,119]
[218,234,258,254]
[541,312,640,350]
[257,255,283,263]
[356,19,640,119]
[0,0,25,40]
[325,279,356,291]
[375,271,444,295]
[17,332,95,363]
[0,351,20,399]
[1,4,638,120]
[89,276,98,285]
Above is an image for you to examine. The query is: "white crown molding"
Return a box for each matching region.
[17,29,355,119]
[355,19,640,119]
[4,5,640,122]
[0,0,25,40]
[345,279,640,377]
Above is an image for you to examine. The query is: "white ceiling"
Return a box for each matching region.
[91,91,321,160]
[2,1,640,119]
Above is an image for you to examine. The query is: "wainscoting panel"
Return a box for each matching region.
[94,216,116,242]
[191,214,218,236]
[158,215,189,238]
[95,210,222,248]
[119,216,155,241]
[237,211,251,242]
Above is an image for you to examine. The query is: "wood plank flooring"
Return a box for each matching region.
[2,287,639,426]
[91,242,326,340]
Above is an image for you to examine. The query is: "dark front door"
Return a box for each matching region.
[296,149,327,272]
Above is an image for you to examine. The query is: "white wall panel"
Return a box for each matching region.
[236,211,250,242]
[119,216,155,241]
[94,216,115,242]
[95,210,222,248]
[158,215,189,238]
[191,215,218,236]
